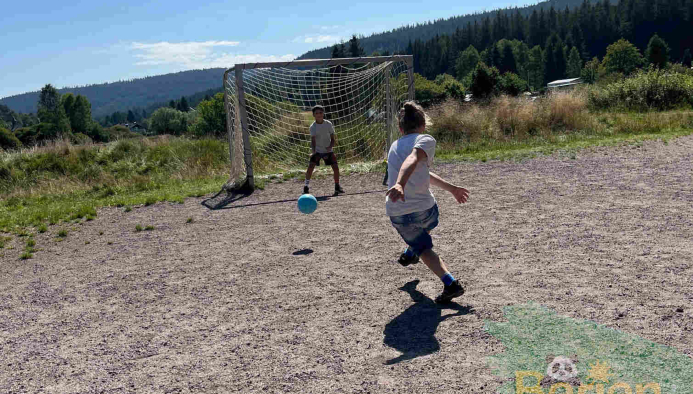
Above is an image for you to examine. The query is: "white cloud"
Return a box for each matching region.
[293,35,343,45]
[128,41,295,68]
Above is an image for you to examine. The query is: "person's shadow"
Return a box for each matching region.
[383,279,473,365]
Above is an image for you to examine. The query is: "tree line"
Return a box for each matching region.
[405,0,693,88]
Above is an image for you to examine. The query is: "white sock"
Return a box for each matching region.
[305,179,310,186]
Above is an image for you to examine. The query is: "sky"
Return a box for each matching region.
[0,0,537,99]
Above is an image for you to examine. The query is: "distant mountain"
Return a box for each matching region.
[0,68,227,117]
[297,0,606,60]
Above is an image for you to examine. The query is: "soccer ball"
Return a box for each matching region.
[298,194,318,214]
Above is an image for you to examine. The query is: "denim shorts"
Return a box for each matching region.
[389,204,439,256]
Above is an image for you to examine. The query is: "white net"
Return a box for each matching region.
[224,56,413,190]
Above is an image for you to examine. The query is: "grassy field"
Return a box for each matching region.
[2,93,693,238]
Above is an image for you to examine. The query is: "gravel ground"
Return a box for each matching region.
[1,136,692,393]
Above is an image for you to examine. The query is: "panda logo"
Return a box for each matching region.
[541,354,582,388]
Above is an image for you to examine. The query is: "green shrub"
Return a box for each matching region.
[0,127,22,151]
[589,67,693,111]
[497,72,527,96]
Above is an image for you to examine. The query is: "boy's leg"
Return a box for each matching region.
[419,248,450,279]
[330,153,344,194]
[304,161,317,193]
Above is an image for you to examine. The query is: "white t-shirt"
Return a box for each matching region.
[309,120,335,153]
[385,133,437,217]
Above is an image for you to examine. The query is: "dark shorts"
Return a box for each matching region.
[389,204,439,256]
[310,152,336,166]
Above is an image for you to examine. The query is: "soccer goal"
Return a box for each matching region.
[223,55,414,192]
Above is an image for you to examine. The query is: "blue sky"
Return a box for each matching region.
[0,0,536,99]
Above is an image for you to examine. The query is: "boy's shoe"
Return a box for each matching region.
[303,186,309,194]
[334,184,345,194]
[398,251,419,267]
[435,280,465,304]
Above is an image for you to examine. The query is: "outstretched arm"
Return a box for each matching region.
[430,172,469,204]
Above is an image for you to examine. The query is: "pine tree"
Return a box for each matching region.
[645,33,670,68]
[127,110,135,122]
[567,47,583,78]
[180,96,189,112]
[500,42,518,74]
[71,95,91,134]
[527,45,545,90]
[348,35,365,58]
[169,100,176,109]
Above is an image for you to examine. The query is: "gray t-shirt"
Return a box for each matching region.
[309,120,335,153]
[385,133,437,217]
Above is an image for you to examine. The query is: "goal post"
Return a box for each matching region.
[223,55,414,192]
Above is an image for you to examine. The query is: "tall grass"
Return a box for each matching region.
[429,90,594,145]
[0,136,230,231]
[428,89,693,160]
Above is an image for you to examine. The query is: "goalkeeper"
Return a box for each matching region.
[303,105,345,196]
[385,101,470,303]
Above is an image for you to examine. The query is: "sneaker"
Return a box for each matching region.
[303,186,309,194]
[334,184,345,194]
[397,251,419,267]
[435,280,465,304]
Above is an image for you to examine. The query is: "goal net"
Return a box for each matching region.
[223,55,414,191]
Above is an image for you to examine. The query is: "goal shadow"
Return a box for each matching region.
[205,189,386,210]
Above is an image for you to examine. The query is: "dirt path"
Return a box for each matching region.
[2,136,692,393]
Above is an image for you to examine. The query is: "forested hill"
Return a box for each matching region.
[0,68,226,117]
[297,0,604,60]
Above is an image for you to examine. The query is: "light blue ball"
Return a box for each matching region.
[298,194,318,214]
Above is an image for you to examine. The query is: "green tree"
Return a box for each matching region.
[169,100,176,109]
[180,96,189,112]
[61,93,75,123]
[567,47,583,78]
[645,33,670,69]
[127,110,135,122]
[191,93,226,137]
[71,95,91,134]
[581,57,601,83]
[37,84,70,137]
[348,35,365,57]
[499,42,518,74]
[602,39,644,76]
[149,107,188,135]
[526,45,545,91]
[470,62,500,98]
[455,45,480,80]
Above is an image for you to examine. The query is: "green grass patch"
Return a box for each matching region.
[135,224,143,232]
[144,225,155,231]
[19,251,33,260]
[57,229,67,237]
[186,217,193,224]
[486,303,693,393]
[37,224,47,233]
[0,236,11,248]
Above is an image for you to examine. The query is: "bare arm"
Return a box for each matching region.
[311,136,316,154]
[329,134,335,150]
[430,172,469,204]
